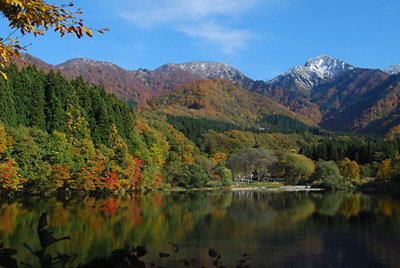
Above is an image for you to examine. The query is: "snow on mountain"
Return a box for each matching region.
[163,61,246,82]
[268,55,354,91]
[383,64,400,75]
[56,58,121,73]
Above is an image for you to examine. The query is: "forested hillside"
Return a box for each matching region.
[0,64,209,193]
[136,78,314,129]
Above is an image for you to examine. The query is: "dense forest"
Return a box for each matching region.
[1,64,400,195]
[0,64,213,194]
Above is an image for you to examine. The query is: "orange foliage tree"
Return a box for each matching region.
[72,152,107,191]
[338,158,360,183]
[50,164,71,189]
[0,158,24,190]
[0,122,25,190]
[376,160,392,181]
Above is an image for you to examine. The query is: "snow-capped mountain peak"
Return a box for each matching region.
[56,58,120,71]
[164,61,245,81]
[303,55,352,78]
[383,64,400,75]
[269,55,354,92]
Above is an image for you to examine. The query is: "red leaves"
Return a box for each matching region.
[103,197,118,216]
[104,172,119,190]
[125,158,143,191]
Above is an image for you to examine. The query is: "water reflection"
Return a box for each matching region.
[0,191,399,267]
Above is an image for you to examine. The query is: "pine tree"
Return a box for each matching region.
[0,68,18,126]
[44,70,67,133]
[26,65,46,130]
[88,87,112,146]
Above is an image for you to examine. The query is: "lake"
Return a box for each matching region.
[1,190,400,267]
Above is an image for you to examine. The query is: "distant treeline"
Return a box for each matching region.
[256,114,324,135]
[166,115,243,145]
[300,136,400,164]
[166,114,324,146]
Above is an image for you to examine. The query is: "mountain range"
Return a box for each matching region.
[12,53,400,138]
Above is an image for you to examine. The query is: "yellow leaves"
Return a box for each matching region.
[109,124,128,151]
[67,26,75,33]
[210,152,227,166]
[82,26,92,37]
[377,197,392,216]
[149,144,164,166]
[377,160,392,181]
[339,195,361,218]
[338,157,360,183]
[97,29,108,34]
[0,0,108,78]
[0,37,23,79]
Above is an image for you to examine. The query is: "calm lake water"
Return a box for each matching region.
[1,190,400,267]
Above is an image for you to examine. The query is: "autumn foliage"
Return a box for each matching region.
[0,64,214,194]
[0,0,108,79]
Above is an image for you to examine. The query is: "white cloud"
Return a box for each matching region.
[179,21,257,54]
[114,0,282,54]
[118,0,260,26]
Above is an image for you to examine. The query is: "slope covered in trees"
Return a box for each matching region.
[0,64,211,193]
[136,79,314,129]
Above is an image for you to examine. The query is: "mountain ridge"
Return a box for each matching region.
[11,53,400,137]
[266,55,355,96]
[15,53,399,83]
[384,64,400,75]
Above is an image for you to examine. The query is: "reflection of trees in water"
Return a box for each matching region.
[226,192,317,230]
[313,191,345,216]
[227,191,277,227]
[377,196,393,216]
[311,192,400,223]
[339,193,362,218]
[1,191,400,266]
[212,191,233,211]
[309,193,400,267]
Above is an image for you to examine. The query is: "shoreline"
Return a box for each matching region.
[228,185,325,192]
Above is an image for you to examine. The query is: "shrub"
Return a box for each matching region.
[315,175,350,190]
[184,164,209,188]
[310,161,341,183]
[277,153,314,184]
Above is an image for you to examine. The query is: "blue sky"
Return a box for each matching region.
[2,0,400,80]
